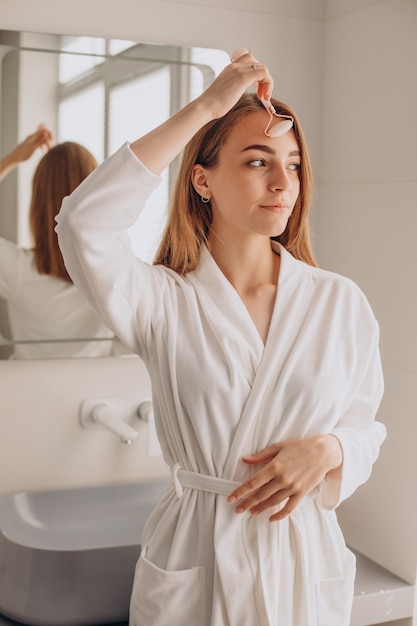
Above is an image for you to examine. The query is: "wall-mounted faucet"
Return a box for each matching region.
[80,395,152,444]
[137,400,153,423]
[90,403,138,444]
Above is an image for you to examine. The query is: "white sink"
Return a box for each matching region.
[2,481,413,626]
[0,480,169,625]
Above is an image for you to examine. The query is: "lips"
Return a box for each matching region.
[260,204,289,212]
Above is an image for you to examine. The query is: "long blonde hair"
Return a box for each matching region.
[154,93,317,274]
[30,141,97,282]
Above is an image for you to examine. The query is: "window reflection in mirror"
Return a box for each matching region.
[0,31,229,359]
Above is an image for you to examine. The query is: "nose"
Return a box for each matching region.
[269,162,291,191]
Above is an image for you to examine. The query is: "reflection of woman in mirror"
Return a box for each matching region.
[57,49,386,625]
[0,129,114,358]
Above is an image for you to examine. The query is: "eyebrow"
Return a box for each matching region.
[242,144,301,157]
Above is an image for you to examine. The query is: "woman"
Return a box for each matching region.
[0,130,114,358]
[56,50,386,625]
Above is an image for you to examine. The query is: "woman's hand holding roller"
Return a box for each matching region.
[198,48,274,120]
[130,47,273,175]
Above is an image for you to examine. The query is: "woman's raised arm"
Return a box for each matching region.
[130,49,274,175]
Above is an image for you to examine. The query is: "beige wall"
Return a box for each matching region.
[316,0,417,590]
[1,0,416,620]
[0,356,170,495]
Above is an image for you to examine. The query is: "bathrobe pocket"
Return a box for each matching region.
[315,548,356,626]
[129,547,205,626]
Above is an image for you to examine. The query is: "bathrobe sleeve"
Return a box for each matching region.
[55,143,165,357]
[319,286,386,510]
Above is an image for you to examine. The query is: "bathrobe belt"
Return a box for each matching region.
[170,463,320,503]
[171,463,240,498]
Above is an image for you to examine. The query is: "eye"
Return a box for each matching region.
[288,162,301,172]
[248,158,265,167]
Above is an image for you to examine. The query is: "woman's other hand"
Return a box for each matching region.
[228,435,343,522]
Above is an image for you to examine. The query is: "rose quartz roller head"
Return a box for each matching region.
[260,98,294,138]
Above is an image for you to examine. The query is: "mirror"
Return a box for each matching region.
[0,29,229,359]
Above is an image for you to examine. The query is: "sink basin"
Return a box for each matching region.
[0,480,170,626]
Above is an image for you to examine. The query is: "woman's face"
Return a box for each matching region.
[199,111,301,244]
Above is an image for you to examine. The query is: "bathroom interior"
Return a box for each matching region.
[0,0,416,624]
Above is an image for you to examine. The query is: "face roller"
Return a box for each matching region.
[230,49,294,138]
[260,98,294,138]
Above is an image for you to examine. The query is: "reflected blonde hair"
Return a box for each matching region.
[30,142,97,282]
[154,93,317,274]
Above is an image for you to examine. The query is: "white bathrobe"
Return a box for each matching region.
[0,239,114,359]
[56,143,386,626]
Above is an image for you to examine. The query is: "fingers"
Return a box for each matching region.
[234,480,289,514]
[227,437,326,521]
[228,476,304,523]
[199,47,273,120]
[230,47,252,62]
[269,495,301,523]
[230,48,274,101]
[227,465,279,505]
[229,474,301,523]
[21,126,53,160]
[35,125,54,150]
[255,68,273,101]
[242,442,282,464]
